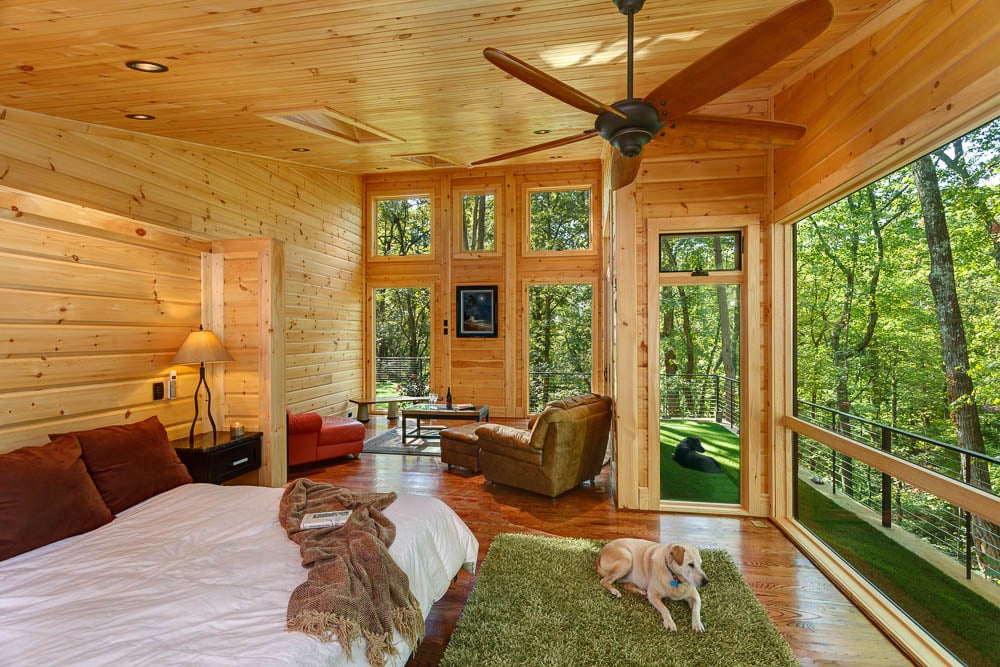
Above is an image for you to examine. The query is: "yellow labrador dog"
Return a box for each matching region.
[597,538,709,632]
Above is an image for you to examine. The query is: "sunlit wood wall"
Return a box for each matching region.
[0,108,363,478]
[363,161,604,419]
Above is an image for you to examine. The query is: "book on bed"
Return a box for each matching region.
[300,510,351,529]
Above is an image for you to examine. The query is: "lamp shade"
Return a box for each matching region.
[171,330,234,365]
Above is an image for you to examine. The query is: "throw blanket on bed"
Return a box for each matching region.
[278,478,424,667]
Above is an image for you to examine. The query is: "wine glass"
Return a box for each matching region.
[428,392,438,405]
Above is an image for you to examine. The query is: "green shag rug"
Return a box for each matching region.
[441,533,797,667]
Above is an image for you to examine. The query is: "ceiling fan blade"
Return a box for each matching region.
[471,130,600,166]
[643,0,833,122]
[484,48,627,120]
[609,152,643,190]
[656,114,806,150]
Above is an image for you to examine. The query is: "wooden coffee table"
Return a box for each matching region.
[400,404,489,444]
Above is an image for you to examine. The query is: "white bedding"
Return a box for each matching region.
[0,483,479,666]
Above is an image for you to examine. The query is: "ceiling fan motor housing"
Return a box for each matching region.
[596,98,664,158]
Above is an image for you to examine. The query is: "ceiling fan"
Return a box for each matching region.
[472,0,834,189]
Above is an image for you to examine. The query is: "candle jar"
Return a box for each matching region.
[230,422,245,438]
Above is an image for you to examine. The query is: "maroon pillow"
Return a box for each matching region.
[56,416,192,514]
[0,435,114,561]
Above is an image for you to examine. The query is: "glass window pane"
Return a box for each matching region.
[374,287,431,400]
[528,189,591,251]
[461,193,496,252]
[374,197,431,257]
[528,284,593,412]
[659,233,741,272]
[659,284,741,504]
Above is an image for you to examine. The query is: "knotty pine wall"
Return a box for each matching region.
[0,108,364,486]
[363,161,604,419]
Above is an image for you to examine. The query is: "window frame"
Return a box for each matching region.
[367,191,435,262]
[453,185,502,258]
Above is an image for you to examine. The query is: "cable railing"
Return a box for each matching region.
[660,373,739,431]
[795,400,1000,580]
[374,356,429,385]
[528,371,591,413]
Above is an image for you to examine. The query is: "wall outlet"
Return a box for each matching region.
[152,381,165,400]
[167,370,177,399]
[347,411,353,418]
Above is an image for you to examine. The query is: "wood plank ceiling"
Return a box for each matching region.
[0,0,890,175]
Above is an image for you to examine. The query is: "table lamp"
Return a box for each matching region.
[172,327,233,444]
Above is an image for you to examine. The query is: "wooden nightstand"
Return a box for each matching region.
[172,431,262,484]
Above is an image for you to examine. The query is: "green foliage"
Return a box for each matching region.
[375,197,431,256]
[373,287,430,389]
[528,189,591,251]
[528,283,593,411]
[461,193,495,252]
[795,116,1000,455]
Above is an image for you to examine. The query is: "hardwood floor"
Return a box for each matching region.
[288,419,913,666]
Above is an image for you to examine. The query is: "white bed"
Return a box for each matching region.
[0,483,479,666]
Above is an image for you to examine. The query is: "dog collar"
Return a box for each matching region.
[670,578,680,588]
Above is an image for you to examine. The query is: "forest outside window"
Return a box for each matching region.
[528,187,592,252]
[458,190,497,254]
[373,195,431,257]
[792,116,1000,665]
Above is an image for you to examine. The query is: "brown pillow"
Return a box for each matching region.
[0,435,114,561]
[56,416,192,514]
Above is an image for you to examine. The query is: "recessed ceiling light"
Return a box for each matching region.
[124,113,156,120]
[292,147,310,152]
[534,129,552,134]
[125,60,169,73]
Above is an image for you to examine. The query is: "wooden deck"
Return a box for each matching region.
[287,418,913,667]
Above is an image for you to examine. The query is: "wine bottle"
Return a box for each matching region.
[445,386,452,408]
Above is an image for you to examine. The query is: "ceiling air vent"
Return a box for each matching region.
[395,153,462,168]
[261,107,402,145]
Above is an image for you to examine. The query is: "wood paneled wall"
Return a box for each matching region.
[0,108,363,482]
[773,0,1000,223]
[363,162,604,418]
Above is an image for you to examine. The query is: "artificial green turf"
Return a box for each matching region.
[660,420,741,503]
[440,533,798,667]
[797,482,1000,666]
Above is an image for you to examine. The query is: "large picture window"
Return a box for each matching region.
[793,116,1000,665]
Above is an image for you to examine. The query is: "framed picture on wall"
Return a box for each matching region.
[456,285,498,338]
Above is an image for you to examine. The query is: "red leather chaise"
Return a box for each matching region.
[286,409,365,466]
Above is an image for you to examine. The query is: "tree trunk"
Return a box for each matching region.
[911,155,998,574]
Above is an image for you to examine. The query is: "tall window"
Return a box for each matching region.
[528,188,591,251]
[460,192,496,252]
[793,117,1000,665]
[527,283,593,412]
[373,287,431,396]
[374,196,431,257]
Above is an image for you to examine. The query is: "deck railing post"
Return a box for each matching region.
[881,426,892,528]
[964,452,972,580]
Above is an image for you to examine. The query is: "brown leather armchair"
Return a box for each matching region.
[475,393,612,497]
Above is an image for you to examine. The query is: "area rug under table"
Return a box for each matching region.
[361,427,440,457]
[441,533,798,667]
